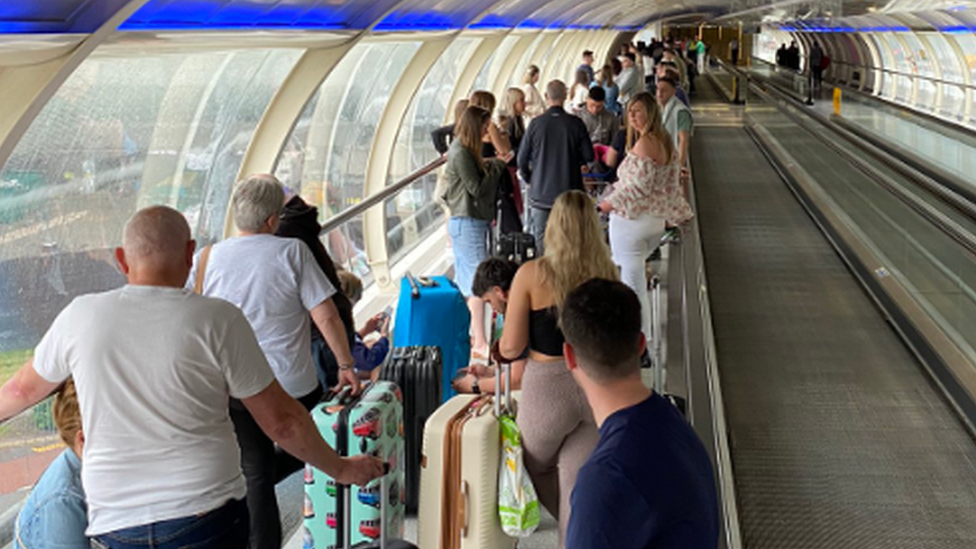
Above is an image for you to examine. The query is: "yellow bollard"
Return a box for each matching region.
[833,87,842,116]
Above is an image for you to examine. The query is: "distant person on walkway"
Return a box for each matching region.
[0,206,383,549]
[657,62,691,107]
[616,52,641,105]
[599,92,692,338]
[577,50,595,84]
[695,38,707,74]
[431,99,469,156]
[469,90,513,162]
[810,41,825,89]
[787,41,800,70]
[518,80,594,254]
[562,279,719,549]
[442,106,507,358]
[776,43,787,67]
[497,87,527,157]
[14,380,87,549]
[730,37,740,66]
[656,76,693,170]
[593,64,621,115]
[570,69,591,113]
[662,49,688,89]
[494,191,619,548]
[521,65,546,119]
[579,85,619,146]
[191,175,360,549]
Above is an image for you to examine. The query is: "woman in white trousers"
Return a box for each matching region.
[599,92,693,337]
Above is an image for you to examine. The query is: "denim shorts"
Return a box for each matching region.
[448,216,490,297]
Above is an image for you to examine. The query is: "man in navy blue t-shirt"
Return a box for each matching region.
[560,279,719,549]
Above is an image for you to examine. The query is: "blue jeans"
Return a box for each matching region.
[529,206,551,256]
[92,498,248,549]
[448,217,490,297]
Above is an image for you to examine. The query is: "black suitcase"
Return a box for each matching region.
[495,232,537,264]
[378,346,441,512]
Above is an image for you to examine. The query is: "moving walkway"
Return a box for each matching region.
[683,65,976,548]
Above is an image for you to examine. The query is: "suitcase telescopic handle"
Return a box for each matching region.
[493,360,513,417]
[405,271,421,299]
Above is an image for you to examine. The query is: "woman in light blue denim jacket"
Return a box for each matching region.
[15,380,88,549]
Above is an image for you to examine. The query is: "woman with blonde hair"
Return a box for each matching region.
[468,90,512,162]
[520,64,545,119]
[442,106,507,358]
[496,87,527,154]
[15,379,88,549]
[599,92,692,338]
[493,190,618,548]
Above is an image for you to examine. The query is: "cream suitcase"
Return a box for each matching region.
[418,367,516,549]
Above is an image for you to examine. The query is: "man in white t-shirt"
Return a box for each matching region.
[189,173,359,549]
[0,206,383,549]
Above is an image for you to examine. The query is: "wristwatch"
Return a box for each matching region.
[338,362,355,371]
[471,377,481,395]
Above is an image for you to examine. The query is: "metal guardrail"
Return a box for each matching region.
[320,157,446,235]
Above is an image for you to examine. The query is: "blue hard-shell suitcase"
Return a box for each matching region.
[392,274,470,403]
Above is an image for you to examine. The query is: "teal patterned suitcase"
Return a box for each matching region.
[303,381,406,549]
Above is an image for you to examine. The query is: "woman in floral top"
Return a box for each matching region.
[598,92,693,337]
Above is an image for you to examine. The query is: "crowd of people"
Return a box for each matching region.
[0,37,718,549]
[439,38,717,549]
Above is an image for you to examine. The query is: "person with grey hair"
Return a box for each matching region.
[0,206,383,549]
[517,80,594,253]
[189,174,359,549]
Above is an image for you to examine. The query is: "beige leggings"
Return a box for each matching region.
[517,359,599,548]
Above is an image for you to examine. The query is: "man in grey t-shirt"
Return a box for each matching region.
[191,174,358,549]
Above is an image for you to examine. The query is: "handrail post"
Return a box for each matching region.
[806,71,814,106]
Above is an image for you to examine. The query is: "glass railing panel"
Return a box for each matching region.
[385,172,445,266]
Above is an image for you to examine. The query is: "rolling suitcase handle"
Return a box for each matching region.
[347,464,401,549]
[405,271,421,299]
[650,274,664,394]
[493,360,513,418]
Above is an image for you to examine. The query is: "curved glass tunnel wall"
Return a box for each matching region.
[755,11,976,129]
[0,27,616,517]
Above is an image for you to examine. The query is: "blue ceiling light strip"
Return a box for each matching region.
[119,0,399,31]
[373,11,459,31]
[0,0,124,33]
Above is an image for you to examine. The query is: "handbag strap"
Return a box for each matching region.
[192,244,212,295]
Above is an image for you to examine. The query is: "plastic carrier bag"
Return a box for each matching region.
[497,415,540,537]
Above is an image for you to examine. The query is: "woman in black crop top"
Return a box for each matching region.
[492,191,619,547]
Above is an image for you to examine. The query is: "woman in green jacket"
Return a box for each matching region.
[442,106,507,358]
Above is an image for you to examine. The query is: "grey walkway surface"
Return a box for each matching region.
[692,123,976,548]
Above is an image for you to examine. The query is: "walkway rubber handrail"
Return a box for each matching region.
[320,156,446,235]
[749,56,976,92]
[830,58,976,92]
[745,77,976,262]
[740,61,976,233]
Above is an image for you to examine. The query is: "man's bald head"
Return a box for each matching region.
[122,206,191,264]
